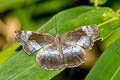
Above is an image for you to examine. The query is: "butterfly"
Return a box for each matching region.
[15,24,99,70]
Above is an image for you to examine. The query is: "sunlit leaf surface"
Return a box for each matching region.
[85,39,120,80]
[0,6,120,80]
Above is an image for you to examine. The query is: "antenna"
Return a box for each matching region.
[53,17,59,36]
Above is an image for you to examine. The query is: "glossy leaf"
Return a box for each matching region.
[0,6,95,80]
[85,39,120,80]
[0,6,118,80]
[0,44,19,64]
[98,17,120,40]
[40,7,116,36]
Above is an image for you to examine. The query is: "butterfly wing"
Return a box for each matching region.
[62,24,99,49]
[62,41,86,68]
[15,31,55,55]
[36,43,64,70]
[36,41,86,70]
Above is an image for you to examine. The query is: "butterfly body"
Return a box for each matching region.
[15,24,99,70]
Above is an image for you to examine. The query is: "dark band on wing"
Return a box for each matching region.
[36,42,86,70]
[62,24,99,49]
[36,44,64,70]
[62,42,86,68]
[15,31,55,55]
[28,32,55,44]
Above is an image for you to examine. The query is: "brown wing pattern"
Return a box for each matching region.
[36,43,64,70]
[62,42,86,68]
[62,24,99,49]
[15,31,55,55]
[36,41,86,70]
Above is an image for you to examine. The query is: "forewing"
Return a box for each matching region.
[62,24,99,49]
[62,42,86,68]
[15,31,55,55]
[36,43,64,70]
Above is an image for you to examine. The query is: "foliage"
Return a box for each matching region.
[0,44,19,64]
[90,0,108,5]
[0,0,120,80]
[86,39,120,80]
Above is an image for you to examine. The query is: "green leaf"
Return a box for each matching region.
[39,7,116,36]
[0,6,95,80]
[98,17,120,40]
[0,6,118,80]
[90,0,108,5]
[0,50,64,80]
[85,39,120,80]
[38,6,96,33]
[0,44,19,64]
[100,27,120,51]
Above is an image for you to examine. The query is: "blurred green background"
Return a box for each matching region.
[0,0,120,80]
